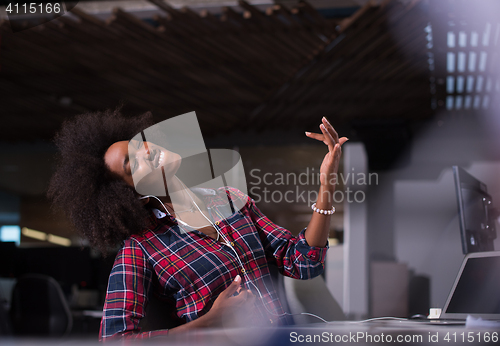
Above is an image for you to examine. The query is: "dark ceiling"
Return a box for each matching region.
[0,0,433,148]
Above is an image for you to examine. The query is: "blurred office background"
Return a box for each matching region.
[0,0,500,337]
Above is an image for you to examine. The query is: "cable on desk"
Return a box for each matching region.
[347,317,410,323]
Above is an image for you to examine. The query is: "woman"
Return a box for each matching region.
[48,109,347,340]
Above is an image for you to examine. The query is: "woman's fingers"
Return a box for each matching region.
[320,123,335,152]
[306,119,348,153]
[230,289,256,309]
[322,117,339,143]
[306,133,349,147]
[305,127,335,148]
[305,131,324,141]
[220,275,241,299]
[334,143,342,160]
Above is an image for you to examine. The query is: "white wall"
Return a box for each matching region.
[342,143,369,319]
[380,116,500,309]
[395,163,500,308]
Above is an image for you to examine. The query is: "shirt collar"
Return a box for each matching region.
[150,188,217,221]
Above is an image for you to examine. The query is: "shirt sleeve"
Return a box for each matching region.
[99,238,169,340]
[229,188,328,280]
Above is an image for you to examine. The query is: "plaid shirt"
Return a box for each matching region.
[99,187,328,340]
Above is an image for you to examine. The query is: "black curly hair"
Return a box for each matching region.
[48,108,156,253]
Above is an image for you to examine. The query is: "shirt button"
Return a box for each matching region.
[241,268,246,274]
[215,221,220,226]
[231,242,235,247]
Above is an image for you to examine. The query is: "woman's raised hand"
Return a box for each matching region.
[305,117,348,191]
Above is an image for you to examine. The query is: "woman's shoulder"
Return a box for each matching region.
[201,186,252,211]
[191,186,247,198]
[215,186,250,200]
[126,220,176,249]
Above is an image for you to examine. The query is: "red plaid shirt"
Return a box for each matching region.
[99,187,328,340]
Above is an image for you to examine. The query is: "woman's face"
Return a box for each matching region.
[104,140,181,193]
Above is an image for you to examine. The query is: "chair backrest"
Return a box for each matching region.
[10,274,72,336]
[138,293,181,332]
[0,286,12,336]
[283,275,345,324]
[267,263,294,321]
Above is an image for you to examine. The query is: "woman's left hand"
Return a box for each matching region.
[306,117,348,191]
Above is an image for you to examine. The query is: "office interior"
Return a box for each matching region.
[1,0,500,341]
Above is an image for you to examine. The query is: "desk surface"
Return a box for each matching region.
[2,320,499,345]
[187,321,499,346]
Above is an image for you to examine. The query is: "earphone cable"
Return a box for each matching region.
[141,190,331,324]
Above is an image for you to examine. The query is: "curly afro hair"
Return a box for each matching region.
[48,108,156,253]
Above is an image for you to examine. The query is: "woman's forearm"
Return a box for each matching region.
[304,184,334,248]
[304,117,347,248]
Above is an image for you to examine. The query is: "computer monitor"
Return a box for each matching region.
[453,166,497,254]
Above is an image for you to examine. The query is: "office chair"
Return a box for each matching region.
[267,263,294,323]
[0,286,12,336]
[267,263,345,324]
[10,274,73,336]
[139,293,181,332]
[283,275,345,324]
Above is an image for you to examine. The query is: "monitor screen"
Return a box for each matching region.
[445,256,500,314]
[0,225,21,245]
[453,166,496,254]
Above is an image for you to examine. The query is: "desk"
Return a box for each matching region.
[2,320,499,345]
[172,321,500,346]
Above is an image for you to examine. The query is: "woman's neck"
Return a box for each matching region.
[154,176,197,212]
